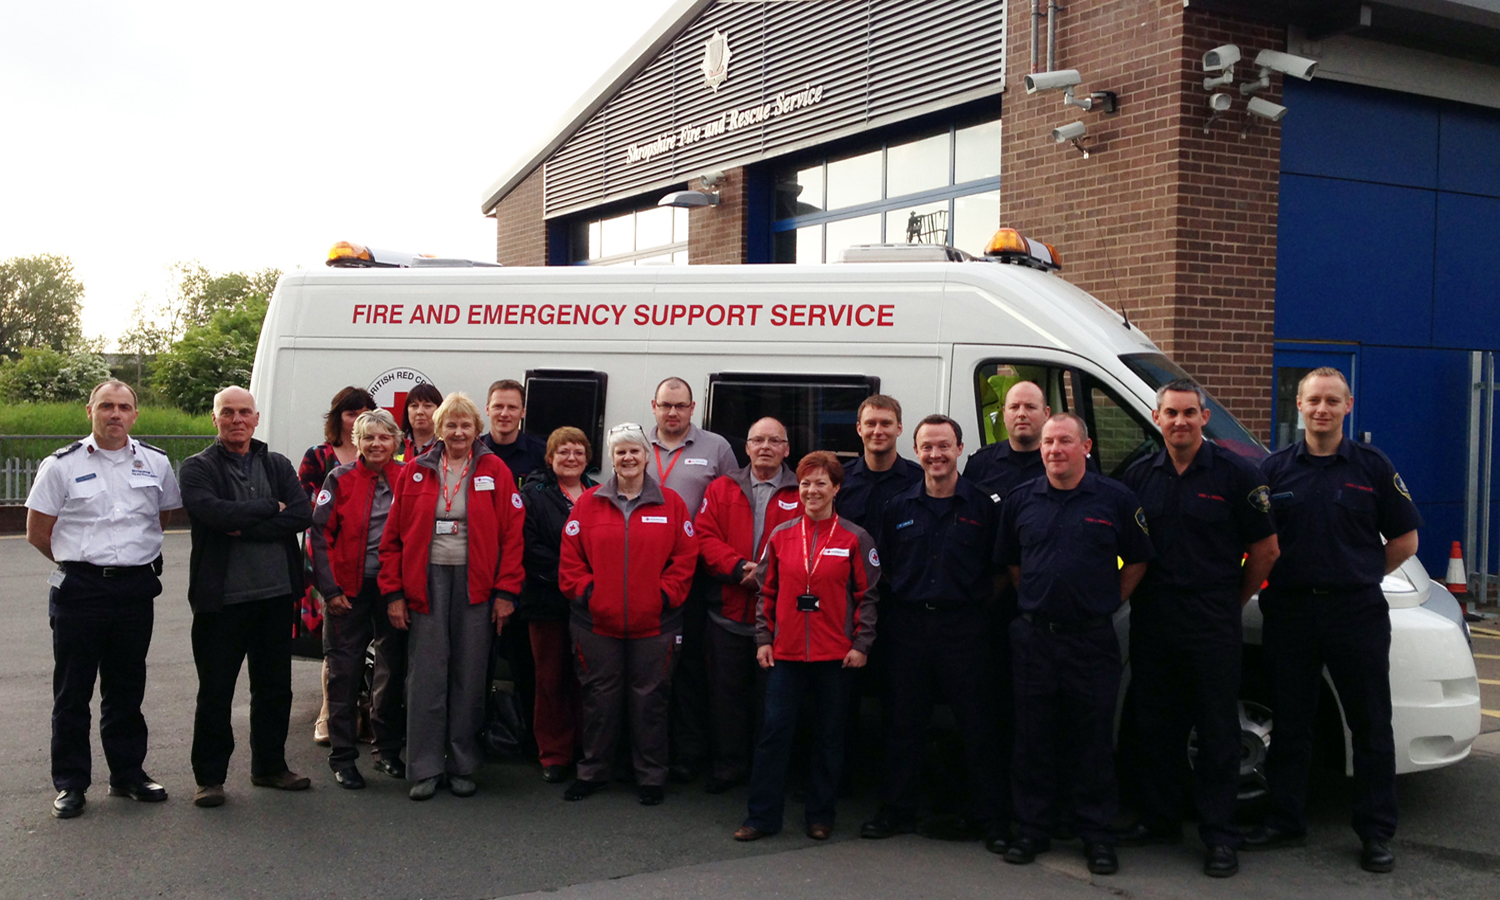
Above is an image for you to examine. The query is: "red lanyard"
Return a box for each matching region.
[440,452,471,514]
[801,514,838,592]
[653,444,683,486]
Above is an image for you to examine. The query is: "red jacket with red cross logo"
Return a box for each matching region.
[695,466,802,630]
[756,514,880,662]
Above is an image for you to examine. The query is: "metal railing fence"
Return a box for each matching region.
[1,435,215,504]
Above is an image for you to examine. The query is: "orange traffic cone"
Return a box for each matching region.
[1446,541,1473,615]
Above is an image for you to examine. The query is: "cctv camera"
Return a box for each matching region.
[1203,45,1240,72]
[1208,93,1233,112]
[1253,49,1318,81]
[1246,97,1288,122]
[699,170,725,188]
[1025,69,1082,94]
[1053,122,1087,143]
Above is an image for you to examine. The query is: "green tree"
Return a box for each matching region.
[151,297,269,413]
[122,262,281,357]
[0,347,112,403]
[0,254,86,359]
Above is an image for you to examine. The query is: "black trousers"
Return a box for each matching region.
[1130,596,1243,848]
[880,603,1002,825]
[49,567,160,792]
[190,594,295,785]
[323,581,407,768]
[668,575,711,766]
[704,619,767,783]
[1011,615,1121,844]
[1260,585,1396,841]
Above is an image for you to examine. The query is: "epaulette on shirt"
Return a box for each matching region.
[52,441,83,458]
[137,441,167,455]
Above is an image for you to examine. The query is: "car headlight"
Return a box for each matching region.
[1382,569,1424,609]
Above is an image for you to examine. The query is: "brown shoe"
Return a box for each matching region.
[734,825,771,842]
[807,824,833,841]
[251,770,311,791]
[193,784,225,808]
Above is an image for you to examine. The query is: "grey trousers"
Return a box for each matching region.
[571,622,678,787]
[406,565,492,782]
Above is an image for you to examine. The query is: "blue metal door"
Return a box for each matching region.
[1272,343,1359,449]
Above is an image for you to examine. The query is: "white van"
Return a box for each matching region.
[250,237,1481,799]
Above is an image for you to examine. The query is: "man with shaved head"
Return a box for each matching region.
[694,417,801,792]
[179,386,313,808]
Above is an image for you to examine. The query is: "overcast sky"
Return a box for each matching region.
[1,0,678,347]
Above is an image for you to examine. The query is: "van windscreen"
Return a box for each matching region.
[1120,353,1269,463]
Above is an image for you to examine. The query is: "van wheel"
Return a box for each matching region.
[1187,699,1273,806]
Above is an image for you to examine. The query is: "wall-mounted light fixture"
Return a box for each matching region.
[657,190,720,208]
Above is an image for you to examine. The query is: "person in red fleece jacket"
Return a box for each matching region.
[558,422,697,806]
[733,451,880,843]
[378,392,524,801]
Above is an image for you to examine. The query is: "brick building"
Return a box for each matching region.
[481,0,1500,575]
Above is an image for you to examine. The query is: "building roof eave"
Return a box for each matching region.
[479,0,715,216]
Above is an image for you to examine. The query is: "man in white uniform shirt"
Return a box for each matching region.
[25,380,182,819]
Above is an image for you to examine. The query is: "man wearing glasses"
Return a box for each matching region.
[694,418,801,793]
[646,376,739,784]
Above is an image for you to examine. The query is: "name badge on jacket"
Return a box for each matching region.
[821,547,850,557]
[473,476,495,491]
[435,520,459,535]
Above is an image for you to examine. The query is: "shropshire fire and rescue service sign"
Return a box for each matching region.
[623,81,825,165]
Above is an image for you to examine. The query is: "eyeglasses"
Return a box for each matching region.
[653,402,692,412]
[608,423,646,436]
[553,448,588,458]
[747,437,787,446]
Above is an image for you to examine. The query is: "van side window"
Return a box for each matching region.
[523,369,608,470]
[1079,377,1161,479]
[972,361,1074,446]
[705,373,878,467]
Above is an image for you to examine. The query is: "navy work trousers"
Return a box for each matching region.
[1010,615,1121,844]
[744,659,852,833]
[1260,585,1396,841]
[49,566,160,792]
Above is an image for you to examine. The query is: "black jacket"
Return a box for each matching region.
[180,439,313,613]
[517,468,595,621]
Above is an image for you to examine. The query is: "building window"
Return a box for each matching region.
[772,118,1001,263]
[568,203,690,266]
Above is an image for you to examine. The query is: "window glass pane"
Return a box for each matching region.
[826,150,881,210]
[796,224,823,265]
[974,362,1071,447]
[886,132,950,198]
[824,214,881,260]
[1087,383,1160,478]
[672,250,689,265]
[636,206,673,251]
[955,119,1002,184]
[1120,353,1269,460]
[637,254,672,265]
[600,212,634,258]
[588,221,602,260]
[886,200,949,246]
[775,164,825,218]
[524,370,607,472]
[706,376,877,466]
[674,206,690,242]
[952,190,1000,256]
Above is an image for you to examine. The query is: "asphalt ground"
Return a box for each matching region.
[1467,617,1500,734]
[2,532,1498,900]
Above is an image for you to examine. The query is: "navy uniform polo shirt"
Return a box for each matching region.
[1261,438,1422,591]
[965,441,1101,498]
[481,431,547,485]
[996,471,1156,621]
[839,454,923,541]
[1121,440,1276,597]
[879,476,1001,609]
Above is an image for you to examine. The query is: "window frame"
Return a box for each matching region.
[523,369,609,471]
[704,371,881,467]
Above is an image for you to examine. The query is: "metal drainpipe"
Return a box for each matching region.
[1047,0,1059,71]
[1032,0,1041,72]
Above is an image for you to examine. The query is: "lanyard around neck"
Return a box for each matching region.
[801,514,838,592]
[653,443,684,486]
[441,452,471,514]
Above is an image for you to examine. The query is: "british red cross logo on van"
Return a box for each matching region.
[367,368,434,426]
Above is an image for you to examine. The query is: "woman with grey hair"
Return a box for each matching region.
[378,393,526,800]
[558,423,698,805]
[309,409,409,788]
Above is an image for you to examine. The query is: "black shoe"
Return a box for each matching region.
[333,767,366,790]
[1241,825,1307,851]
[373,757,406,779]
[638,785,665,806]
[51,789,86,819]
[984,826,1011,855]
[563,779,608,802]
[859,808,917,840]
[1205,845,1239,878]
[703,776,738,795]
[1003,835,1051,864]
[107,775,167,803]
[541,765,569,784]
[668,762,700,784]
[1115,821,1183,847]
[1360,838,1394,874]
[1085,842,1119,875]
